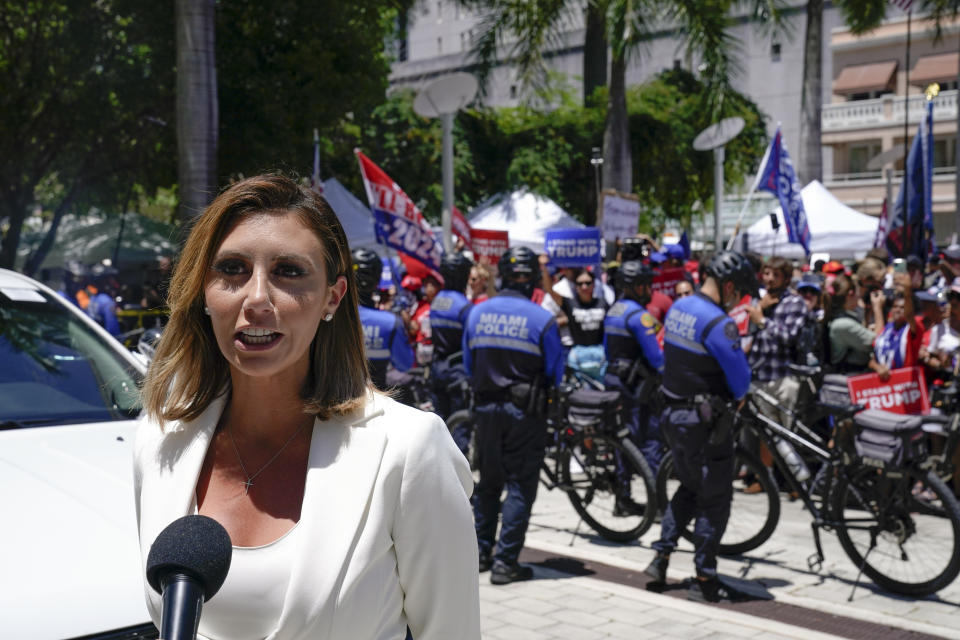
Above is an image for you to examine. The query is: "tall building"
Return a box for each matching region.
[389,2,958,245]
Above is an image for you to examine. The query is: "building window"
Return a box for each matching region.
[437,36,443,55]
[421,1,429,16]
[848,141,883,175]
[510,85,518,99]
[771,43,781,62]
[437,1,442,22]
[934,136,957,168]
[461,32,467,51]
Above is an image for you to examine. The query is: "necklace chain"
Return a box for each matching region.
[227,422,306,495]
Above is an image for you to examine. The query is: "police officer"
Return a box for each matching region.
[644,251,756,602]
[429,252,474,448]
[86,264,122,338]
[352,248,414,389]
[463,246,564,585]
[603,260,665,476]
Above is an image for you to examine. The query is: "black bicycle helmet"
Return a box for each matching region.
[616,260,654,291]
[498,246,539,297]
[439,252,473,293]
[351,248,383,296]
[704,251,759,297]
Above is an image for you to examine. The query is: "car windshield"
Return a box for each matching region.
[0,287,142,427]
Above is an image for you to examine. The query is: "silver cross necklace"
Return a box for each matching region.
[227,422,307,494]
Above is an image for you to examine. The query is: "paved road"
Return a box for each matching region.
[477,485,960,639]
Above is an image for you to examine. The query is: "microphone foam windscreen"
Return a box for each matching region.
[146,515,233,601]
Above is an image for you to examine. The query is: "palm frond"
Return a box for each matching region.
[737,0,794,40]
[833,0,887,36]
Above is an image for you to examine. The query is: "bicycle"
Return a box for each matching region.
[656,380,960,596]
[446,371,658,543]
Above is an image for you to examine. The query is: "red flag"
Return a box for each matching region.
[451,206,473,250]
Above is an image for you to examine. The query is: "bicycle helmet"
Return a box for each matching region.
[498,246,539,298]
[351,248,383,304]
[704,251,759,297]
[616,260,654,292]
[439,252,473,293]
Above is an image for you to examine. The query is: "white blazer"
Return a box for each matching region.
[133,391,481,640]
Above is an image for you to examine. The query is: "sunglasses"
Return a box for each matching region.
[575,280,593,288]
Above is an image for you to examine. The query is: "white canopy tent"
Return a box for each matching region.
[737,180,879,260]
[467,188,583,251]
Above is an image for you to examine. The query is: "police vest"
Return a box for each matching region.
[462,290,564,394]
[603,298,664,374]
[661,293,750,400]
[429,290,472,361]
[359,305,413,388]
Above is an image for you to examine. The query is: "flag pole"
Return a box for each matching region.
[726,125,777,251]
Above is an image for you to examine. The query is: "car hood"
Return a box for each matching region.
[0,420,152,639]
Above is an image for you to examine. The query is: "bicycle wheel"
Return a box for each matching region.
[834,467,960,596]
[561,432,656,542]
[445,409,478,471]
[656,447,780,556]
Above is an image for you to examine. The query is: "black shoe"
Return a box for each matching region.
[687,576,750,603]
[613,496,645,517]
[643,554,669,584]
[490,561,534,585]
[479,553,492,573]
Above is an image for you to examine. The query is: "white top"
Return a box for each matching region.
[200,525,300,640]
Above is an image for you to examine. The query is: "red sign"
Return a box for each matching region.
[451,206,472,250]
[847,367,930,415]
[651,267,687,300]
[471,229,509,264]
[728,295,753,336]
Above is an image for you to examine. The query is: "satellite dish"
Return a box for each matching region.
[693,117,746,151]
[413,73,478,118]
[866,144,906,171]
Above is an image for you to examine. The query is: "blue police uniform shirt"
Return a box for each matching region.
[662,292,750,400]
[86,291,121,337]
[603,299,665,374]
[463,289,564,394]
[359,305,413,386]
[429,290,472,361]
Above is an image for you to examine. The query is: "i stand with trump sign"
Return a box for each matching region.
[545,228,602,268]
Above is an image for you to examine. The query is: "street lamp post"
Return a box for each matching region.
[591,146,603,225]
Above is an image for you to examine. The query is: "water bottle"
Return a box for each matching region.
[774,436,810,482]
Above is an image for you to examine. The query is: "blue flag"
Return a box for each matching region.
[888,100,934,261]
[755,127,811,254]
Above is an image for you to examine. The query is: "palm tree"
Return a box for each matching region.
[462,0,752,193]
[175,0,218,221]
[798,0,824,184]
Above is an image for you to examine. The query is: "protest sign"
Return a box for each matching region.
[544,227,602,268]
[599,191,639,242]
[650,267,688,300]
[847,367,930,415]
[728,295,753,336]
[471,229,509,264]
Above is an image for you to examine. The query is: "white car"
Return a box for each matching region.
[0,269,156,639]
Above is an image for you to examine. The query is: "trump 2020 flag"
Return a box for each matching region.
[755,127,811,254]
[355,150,443,271]
[888,100,934,261]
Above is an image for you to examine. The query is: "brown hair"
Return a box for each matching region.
[826,273,856,321]
[765,256,792,285]
[141,174,370,426]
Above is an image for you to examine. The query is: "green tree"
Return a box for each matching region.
[0,0,176,270]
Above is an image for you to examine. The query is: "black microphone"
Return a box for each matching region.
[146,515,232,640]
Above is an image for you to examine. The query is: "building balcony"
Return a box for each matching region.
[822,90,957,133]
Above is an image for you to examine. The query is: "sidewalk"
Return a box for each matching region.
[479,564,847,640]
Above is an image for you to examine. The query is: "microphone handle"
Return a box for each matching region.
[159,573,205,640]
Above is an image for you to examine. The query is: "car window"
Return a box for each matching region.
[0,289,142,427]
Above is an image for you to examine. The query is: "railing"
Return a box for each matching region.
[822,90,957,132]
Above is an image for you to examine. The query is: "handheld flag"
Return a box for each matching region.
[874,198,889,249]
[755,127,811,254]
[355,150,444,271]
[888,99,934,261]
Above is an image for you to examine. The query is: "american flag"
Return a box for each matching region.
[889,0,913,11]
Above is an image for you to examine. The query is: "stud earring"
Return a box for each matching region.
[324,313,334,322]
[204,306,211,315]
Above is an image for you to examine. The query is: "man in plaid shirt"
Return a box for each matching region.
[747,257,815,431]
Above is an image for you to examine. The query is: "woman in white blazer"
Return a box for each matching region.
[135,174,480,640]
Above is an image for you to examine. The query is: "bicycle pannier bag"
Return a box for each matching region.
[567,388,623,428]
[852,409,925,466]
[819,374,853,407]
